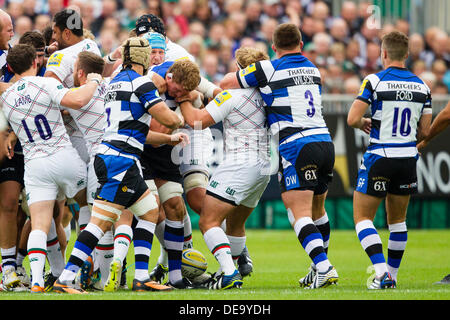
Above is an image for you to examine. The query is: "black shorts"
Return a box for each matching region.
[0,153,24,187]
[355,153,418,197]
[141,144,182,183]
[94,154,148,208]
[278,137,335,195]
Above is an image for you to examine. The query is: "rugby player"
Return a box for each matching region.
[348,31,432,289]
[221,23,338,289]
[0,44,103,293]
[53,37,186,294]
[178,47,271,289]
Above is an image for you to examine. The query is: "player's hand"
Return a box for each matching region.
[47,41,59,55]
[87,73,102,84]
[175,91,198,104]
[360,117,371,134]
[5,131,17,160]
[169,131,190,147]
[111,46,122,60]
[417,140,427,152]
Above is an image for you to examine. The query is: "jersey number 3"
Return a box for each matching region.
[305,90,315,118]
[22,114,52,142]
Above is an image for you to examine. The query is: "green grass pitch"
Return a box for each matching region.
[1,229,449,301]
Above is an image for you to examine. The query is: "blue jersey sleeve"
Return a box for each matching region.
[356,76,374,104]
[151,61,174,79]
[236,60,270,89]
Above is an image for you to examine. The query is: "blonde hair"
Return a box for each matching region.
[83,28,95,41]
[168,59,201,91]
[235,47,269,68]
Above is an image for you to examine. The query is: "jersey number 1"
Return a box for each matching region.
[22,114,52,142]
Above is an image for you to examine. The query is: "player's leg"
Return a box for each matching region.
[0,180,21,291]
[156,179,190,288]
[353,153,396,289]
[225,205,253,270]
[199,194,243,289]
[27,199,56,292]
[385,194,410,283]
[128,189,172,292]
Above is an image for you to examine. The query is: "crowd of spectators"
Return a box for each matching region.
[1,0,449,95]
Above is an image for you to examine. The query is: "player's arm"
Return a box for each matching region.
[147,72,167,94]
[177,90,215,129]
[103,46,123,77]
[416,113,432,144]
[197,76,222,99]
[59,74,102,109]
[347,99,371,134]
[148,101,184,130]
[43,70,63,82]
[4,130,17,160]
[146,130,189,147]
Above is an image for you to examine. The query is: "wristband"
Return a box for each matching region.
[90,78,100,85]
[106,53,117,64]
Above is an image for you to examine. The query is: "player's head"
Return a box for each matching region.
[0,9,13,51]
[144,32,166,66]
[272,23,303,56]
[121,37,152,75]
[74,51,105,87]
[235,47,269,69]
[18,31,46,73]
[135,14,166,37]
[166,60,200,98]
[52,9,84,49]
[6,44,37,76]
[381,31,409,67]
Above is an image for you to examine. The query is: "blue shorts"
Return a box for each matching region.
[94,154,148,207]
[278,134,334,194]
[356,153,418,197]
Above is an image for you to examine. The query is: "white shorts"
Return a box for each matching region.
[179,127,213,177]
[24,147,87,206]
[206,159,270,208]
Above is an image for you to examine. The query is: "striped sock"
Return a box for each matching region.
[16,248,27,267]
[113,225,133,264]
[164,219,184,283]
[314,212,330,255]
[46,219,65,277]
[294,217,331,273]
[204,226,235,276]
[183,213,193,249]
[1,246,17,271]
[355,220,388,277]
[133,219,156,281]
[59,223,103,282]
[387,222,408,281]
[227,235,246,267]
[27,230,47,287]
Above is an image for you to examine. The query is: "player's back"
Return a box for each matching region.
[1,76,71,161]
[100,68,162,159]
[357,66,431,158]
[238,53,328,142]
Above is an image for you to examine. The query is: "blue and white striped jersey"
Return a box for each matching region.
[237,53,329,143]
[357,66,432,158]
[97,68,163,160]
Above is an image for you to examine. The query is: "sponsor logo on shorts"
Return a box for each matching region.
[122,186,135,193]
[225,187,235,196]
[77,179,85,187]
[209,180,219,188]
[399,182,418,189]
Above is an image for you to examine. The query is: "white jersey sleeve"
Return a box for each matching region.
[44,77,70,105]
[205,90,235,123]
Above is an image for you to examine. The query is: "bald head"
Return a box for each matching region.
[0,10,13,50]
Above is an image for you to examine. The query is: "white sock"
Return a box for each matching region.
[183,213,193,249]
[227,235,246,267]
[64,223,72,244]
[78,205,91,232]
[27,229,47,287]
[155,220,168,267]
[46,219,65,277]
[113,225,133,263]
[204,227,235,276]
[95,230,114,286]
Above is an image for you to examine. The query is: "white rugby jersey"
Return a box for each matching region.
[357,66,432,158]
[67,80,108,156]
[165,39,195,62]
[0,76,71,162]
[98,68,163,160]
[205,88,270,162]
[46,39,101,89]
[237,53,330,143]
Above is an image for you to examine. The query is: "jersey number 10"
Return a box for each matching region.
[392,107,412,137]
[22,114,52,142]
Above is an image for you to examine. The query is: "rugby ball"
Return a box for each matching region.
[181,248,208,280]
